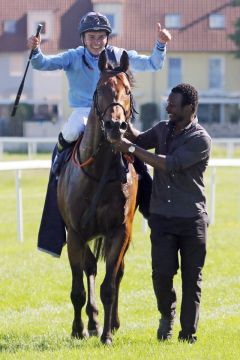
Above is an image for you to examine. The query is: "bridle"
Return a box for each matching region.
[93,72,137,129]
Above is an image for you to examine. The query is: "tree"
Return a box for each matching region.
[229,0,240,57]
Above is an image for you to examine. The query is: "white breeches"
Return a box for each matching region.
[61,107,91,142]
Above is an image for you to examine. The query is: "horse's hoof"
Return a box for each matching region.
[71,328,89,340]
[101,336,112,346]
[103,338,113,346]
[82,329,89,339]
[88,326,102,337]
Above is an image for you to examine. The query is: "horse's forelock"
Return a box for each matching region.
[100,69,134,89]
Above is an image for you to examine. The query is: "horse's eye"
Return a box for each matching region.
[126,89,131,95]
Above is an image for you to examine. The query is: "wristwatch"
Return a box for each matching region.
[128,145,136,153]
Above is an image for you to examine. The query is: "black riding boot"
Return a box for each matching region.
[52,132,75,176]
[133,157,152,219]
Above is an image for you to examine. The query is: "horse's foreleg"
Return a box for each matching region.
[100,265,115,345]
[100,228,129,345]
[84,246,101,337]
[111,260,125,332]
[67,230,88,339]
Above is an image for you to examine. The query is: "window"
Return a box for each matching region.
[225,104,240,124]
[168,58,182,89]
[4,20,17,34]
[198,104,221,123]
[94,3,122,35]
[165,14,181,29]
[209,58,224,90]
[27,11,53,40]
[33,104,58,122]
[209,14,225,29]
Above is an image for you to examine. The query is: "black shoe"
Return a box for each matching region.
[157,316,175,341]
[178,331,197,344]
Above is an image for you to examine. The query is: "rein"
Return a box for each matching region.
[93,91,129,121]
[71,135,104,169]
[93,84,136,124]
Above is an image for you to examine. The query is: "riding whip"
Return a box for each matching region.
[11,24,43,117]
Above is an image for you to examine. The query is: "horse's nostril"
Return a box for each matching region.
[105,120,112,129]
[105,120,127,131]
[120,121,127,131]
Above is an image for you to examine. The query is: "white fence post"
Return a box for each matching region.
[15,169,23,242]
[0,160,51,243]
[0,142,3,159]
[28,142,38,159]
[226,142,234,159]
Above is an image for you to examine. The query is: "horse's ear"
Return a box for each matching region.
[120,50,129,73]
[98,50,108,71]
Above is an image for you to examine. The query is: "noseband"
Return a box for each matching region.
[93,95,129,121]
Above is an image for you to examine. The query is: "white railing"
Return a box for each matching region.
[0,137,56,158]
[0,137,240,158]
[0,158,240,242]
[0,160,51,242]
[212,138,240,158]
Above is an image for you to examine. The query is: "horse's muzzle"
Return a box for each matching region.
[104,119,128,142]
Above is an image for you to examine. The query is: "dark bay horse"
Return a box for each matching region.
[57,50,138,345]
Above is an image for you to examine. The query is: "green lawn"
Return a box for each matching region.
[0,154,239,359]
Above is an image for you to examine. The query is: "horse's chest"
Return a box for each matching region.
[84,185,125,230]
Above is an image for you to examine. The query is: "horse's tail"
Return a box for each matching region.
[93,236,106,261]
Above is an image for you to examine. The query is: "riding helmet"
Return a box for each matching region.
[79,12,112,36]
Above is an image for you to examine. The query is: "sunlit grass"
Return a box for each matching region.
[0,153,240,359]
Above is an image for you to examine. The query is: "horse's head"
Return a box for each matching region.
[94,50,135,143]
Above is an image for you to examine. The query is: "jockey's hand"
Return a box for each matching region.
[157,23,172,44]
[113,138,132,153]
[27,34,41,50]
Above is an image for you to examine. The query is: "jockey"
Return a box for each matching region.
[28,11,172,172]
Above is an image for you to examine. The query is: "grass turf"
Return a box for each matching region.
[0,152,239,359]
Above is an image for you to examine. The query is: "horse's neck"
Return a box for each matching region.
[80,110,103,158]
[79,110,119,178]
